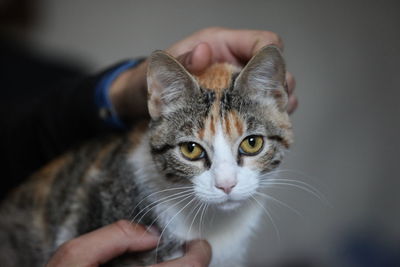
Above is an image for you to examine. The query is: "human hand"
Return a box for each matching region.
[168,27,297,114]
[111,27,297,123]
[46,220,211,267]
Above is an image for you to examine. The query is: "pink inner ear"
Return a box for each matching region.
[147,76,163,119]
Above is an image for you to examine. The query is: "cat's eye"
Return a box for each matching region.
[180,142,205,160]
[239,135,264,156]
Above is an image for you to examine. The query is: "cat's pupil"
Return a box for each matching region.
[248,137,256,147]
[187,143,196,153]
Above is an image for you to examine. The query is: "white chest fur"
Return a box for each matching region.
[154,197,263,267]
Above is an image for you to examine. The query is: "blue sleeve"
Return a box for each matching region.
[95,59,143,129]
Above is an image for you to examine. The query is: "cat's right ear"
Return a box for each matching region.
[147,50,199,120]
[234,45,287,112]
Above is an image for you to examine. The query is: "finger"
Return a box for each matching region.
[151,240,212,267]
[287,95,298,114]
[47,220,159,267]
[285,72,296,95]
[224,29,284,64]
[176,42,213,74]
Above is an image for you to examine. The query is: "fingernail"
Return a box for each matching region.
[146,226,160,236]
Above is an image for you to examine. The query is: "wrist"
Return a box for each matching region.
[109,60,149,124]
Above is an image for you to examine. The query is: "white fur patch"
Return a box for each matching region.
[193,123,261,206]
[127,127,265,266]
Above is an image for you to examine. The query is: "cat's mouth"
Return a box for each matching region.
[196,191,251,211]
[216,199,243,211]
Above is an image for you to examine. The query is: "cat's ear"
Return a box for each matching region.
[147,50,199,119]
[234,45,287,111]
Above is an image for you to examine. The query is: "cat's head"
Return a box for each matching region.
[146,46,293,211]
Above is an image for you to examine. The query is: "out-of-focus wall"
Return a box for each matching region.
[28,1,400,266]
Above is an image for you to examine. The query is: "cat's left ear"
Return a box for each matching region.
[147,50,199,120]
[234,45,287,111]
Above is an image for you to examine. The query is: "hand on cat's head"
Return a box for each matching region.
[167,27,297,114]
[110,27,297,123]
[167,27,284,70]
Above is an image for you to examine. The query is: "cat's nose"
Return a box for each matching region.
[215,182,237,194]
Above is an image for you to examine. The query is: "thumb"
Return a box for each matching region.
[177,42,212,75]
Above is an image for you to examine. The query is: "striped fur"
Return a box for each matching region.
[0,46,293,267]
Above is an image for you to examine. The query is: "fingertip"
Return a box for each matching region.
[189,42,213,74]
[185,239,212,264]
[285,72,296,94]
[287,96,298,114]
[113,220,159,251]
[251,31,284,55]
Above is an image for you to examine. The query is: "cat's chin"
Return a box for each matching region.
[216,200,243,211]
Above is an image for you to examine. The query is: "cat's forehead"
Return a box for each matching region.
[196,100,244,143]
[189,64,265,144]
[195,63,240,91]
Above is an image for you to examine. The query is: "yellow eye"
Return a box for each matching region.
[180,142,205,160]
[239,135,264,155]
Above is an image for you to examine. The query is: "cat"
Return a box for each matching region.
[0,45,293,267]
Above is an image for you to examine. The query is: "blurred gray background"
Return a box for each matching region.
[5,0,400,266]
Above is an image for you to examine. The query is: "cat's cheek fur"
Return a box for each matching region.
[192,167,259,208]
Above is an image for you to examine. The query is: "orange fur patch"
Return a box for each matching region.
[198,127,205,140]
[222,110,245,141]
[233,113,244,137]
[194,63,247,144]
[209,115,215,135]
[224,114,231,135]
[31,155,70,205]
[196,63,235,91]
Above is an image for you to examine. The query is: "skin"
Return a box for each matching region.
[46,220,211,267]
[48,27,298,266]
[110,27,297,124]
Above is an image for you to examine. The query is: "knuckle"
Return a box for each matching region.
[58,239,78,257]
[115,220,137,238]
[260,31,283,47]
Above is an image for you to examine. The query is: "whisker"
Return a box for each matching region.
[259,181,329,205]
[261,177,324,198]
[155,197,197,262]
[198,203,209,257]
[131,189,194,224]
[135,194,195,249]
[136,192,194,228]
[186,201,204,240]
[255,191,304,219]
[251,196,281,243]
[198,203,208,240]
[128,186,193,221]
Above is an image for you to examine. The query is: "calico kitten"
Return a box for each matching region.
[0,45,293,266]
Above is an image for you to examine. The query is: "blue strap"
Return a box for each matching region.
[95,60,142,129]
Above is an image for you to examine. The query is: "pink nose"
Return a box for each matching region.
[215,183,236,194]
